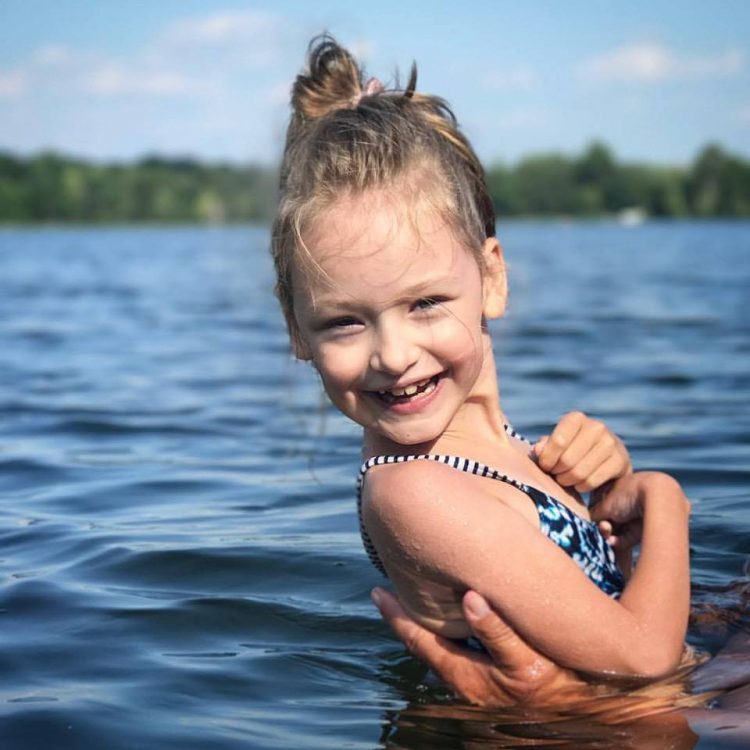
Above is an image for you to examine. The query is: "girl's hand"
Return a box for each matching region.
[590,473,646,555]
[534,411,632,493]
[590,471,689,554]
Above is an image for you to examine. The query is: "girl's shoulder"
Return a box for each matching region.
[360,454,529,536]
[359,454,573,595]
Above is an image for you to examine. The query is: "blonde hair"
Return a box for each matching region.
[272,34,495,349]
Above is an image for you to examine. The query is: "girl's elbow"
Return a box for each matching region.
[622,643,683,679]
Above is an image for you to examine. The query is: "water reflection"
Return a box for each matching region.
[377,617,750,749]
[381,680,750,749]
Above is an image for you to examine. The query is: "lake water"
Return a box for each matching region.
[0,221,748,749]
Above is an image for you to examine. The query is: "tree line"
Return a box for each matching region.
[0,142,748,223]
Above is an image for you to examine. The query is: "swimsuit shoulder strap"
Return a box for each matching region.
[357,422,532,495]
[356,426,625,597]
[356,453,530,579]
[357,452,530,494]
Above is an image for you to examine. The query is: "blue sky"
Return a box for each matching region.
[1,0,748,166]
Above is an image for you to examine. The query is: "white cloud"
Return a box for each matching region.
[0,8,300,161]
[467,108,546,135]
[482,66,538,91]
[0,45,81,98]
[0,70,27,98]
[579,42,744,83]
[0,46,198,101]
[32,45,75,67]
[159,10,278,46]
[349,38,374,62]
[86,65,195,96]
[740,106,750,124]
[496,108,546,129]
[150,9,285,69]
[0,8,289,104]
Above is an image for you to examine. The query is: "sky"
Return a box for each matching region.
[1,0,748,166]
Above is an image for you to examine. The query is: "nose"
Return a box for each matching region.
[369,322,419,376]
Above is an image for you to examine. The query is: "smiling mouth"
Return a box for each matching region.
[375,375,440,404]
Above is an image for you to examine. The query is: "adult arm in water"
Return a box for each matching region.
[371,586,587,707]
[374,586,750,724]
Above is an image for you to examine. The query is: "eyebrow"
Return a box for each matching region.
[311,276,462,310]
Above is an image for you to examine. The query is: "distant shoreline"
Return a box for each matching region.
[1,142,748,222]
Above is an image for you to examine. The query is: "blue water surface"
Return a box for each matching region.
[0,221,748,749]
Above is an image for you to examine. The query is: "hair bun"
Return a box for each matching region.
[291,34,364,121]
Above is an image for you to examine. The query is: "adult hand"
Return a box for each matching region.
[371,587,589,707]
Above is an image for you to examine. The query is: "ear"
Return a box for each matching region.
[481,237,507,319]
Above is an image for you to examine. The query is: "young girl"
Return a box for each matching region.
[272,37,691,680]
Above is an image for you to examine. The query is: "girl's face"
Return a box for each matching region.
[293,190,505,448]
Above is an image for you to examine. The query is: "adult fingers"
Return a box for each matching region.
[371,587,516,706]
[371,587,470,678]
[463,591,551,673]
[462,592,588,705]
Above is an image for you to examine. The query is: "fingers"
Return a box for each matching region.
[463,591,549,673]
[533,435,548,458]
[556,441,612,490]
[374,588,579,708]
[535,411,588,474]
[615,520,643,550]
[537,412,630,492]
[373,586,533,683]
[597,519,613,540]
[371,587,469,678]
[576,453,629,493]
[598,517,630,550]
[537,411,608,478]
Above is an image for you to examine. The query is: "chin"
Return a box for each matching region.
[376,419,446,449]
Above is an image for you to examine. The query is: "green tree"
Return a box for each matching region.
[0,145,747,223]
[689,144,750,217]
[513,154,578,215]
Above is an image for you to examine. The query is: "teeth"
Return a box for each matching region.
[378,376,435,399]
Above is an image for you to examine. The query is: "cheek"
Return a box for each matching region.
[432,313,485,365]
[455,336,485,376]
[314,346,363,389]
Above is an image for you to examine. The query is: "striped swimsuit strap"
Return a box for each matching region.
[356,425,625,596]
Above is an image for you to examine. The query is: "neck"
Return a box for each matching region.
[436,336,510,453]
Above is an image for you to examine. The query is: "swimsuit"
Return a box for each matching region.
[356,426,625,598]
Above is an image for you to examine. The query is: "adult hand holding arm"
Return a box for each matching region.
[371,472,690,705]
[371,587,588,707]
[375,586,750,747]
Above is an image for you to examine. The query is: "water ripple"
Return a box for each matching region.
[0,224,748,748]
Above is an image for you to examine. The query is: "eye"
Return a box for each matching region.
[324,316,361,330]
[413,297,444,311]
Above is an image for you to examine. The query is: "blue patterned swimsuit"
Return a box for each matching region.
[356,427,625,598]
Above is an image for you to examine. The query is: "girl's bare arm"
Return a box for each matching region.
[362,465,690,678]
